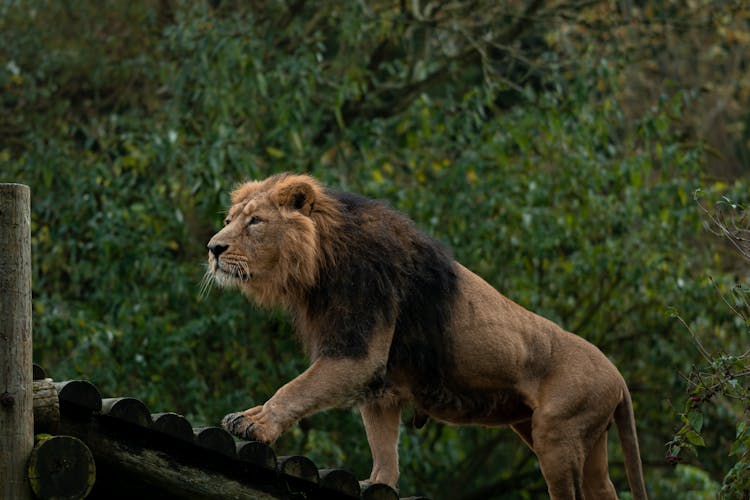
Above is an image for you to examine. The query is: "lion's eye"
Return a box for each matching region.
[247,216,261,226]
[223,218,231,226]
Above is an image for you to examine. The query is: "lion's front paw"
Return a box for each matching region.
[221,411,255,439]
[221,406,283,443]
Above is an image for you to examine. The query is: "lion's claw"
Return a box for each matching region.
[221,411,246,431]
[240,423,255,440]
[222,411,256,439]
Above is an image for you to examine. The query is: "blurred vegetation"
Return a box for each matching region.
[1,1,749,498]
[667,196,750,499]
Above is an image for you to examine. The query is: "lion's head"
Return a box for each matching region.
[205,173,339,307]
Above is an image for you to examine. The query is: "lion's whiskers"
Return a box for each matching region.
[239,260,251,280]
[198,268,215,299]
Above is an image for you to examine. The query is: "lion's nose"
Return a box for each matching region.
[208,243,229,258]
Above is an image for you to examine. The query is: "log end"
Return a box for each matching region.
[361,482,400,500]
[27,435,95,500]
[236,440,277,470]
[319,468,361,497]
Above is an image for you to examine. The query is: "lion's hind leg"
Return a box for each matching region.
[582,430,617,499]
[531,412,587,500]
[514,418,616,499]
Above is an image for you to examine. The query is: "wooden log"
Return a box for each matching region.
[27,434,95,500]
[152,412,195,442]
[59,419,280,500]
[236,440,277,470]
[278,455,319,483]
[55,380,102,419]
[33,378,60,433]
[33,364,48,381]
[101,397,152,427]
[194,426,237,457]
[362,482,400,500]
[277,455,319,495]
[0,183,33,500]
[319,468,360,497]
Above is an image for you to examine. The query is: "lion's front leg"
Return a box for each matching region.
[221,356,384,443]
[360,399,402,489]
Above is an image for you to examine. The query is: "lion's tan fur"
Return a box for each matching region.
[207,173,647,500]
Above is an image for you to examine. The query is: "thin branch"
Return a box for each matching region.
[709,276,748,321]
[673,314,713,363]
[695,193,750,260]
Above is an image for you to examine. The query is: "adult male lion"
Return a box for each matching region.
[206,172,647,499]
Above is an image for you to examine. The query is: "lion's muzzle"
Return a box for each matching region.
[208,243,228,258]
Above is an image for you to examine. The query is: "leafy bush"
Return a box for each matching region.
[668,194,750,499]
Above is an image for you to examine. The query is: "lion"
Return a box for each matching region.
[206,172,648,499]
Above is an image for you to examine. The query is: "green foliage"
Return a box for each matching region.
[667,196,750,499]
[1,1,747,498]
[651,465,720,499]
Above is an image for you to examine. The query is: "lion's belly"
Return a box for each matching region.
[416,386,533,426]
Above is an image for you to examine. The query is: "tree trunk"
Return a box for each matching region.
[0,183,33,500]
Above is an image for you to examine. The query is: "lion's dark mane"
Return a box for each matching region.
[298,189,458,397]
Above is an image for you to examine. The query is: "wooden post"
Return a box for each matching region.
[0,183,33,500]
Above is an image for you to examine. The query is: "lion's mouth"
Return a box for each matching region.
[221,267,252,281]
[213,260,252,282]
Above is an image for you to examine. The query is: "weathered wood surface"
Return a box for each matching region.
[319,468,361,497]
[361,482,400,500]
[236,440,277,470]
[55,380,102,416]
[33,379,105,433]
[277,455,320,496]
[194,426,237,457]
[26,366,424,499]
[152,412,194,442]
[278,455,319,483]
[32,378,60,433]
[101,397,152,427]
[33,364,48,380]
[59,419,280,500]
[0,183,33,500]
[27,434,95,500]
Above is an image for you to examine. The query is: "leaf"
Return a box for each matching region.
[685,430,706,447]
[737,420,747,439]
[265,147,285,159]
[729,438,747,457]
[687,410,704,433]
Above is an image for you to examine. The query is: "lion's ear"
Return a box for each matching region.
[274,180,316,216]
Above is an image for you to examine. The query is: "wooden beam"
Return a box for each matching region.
[0,183,33,500]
